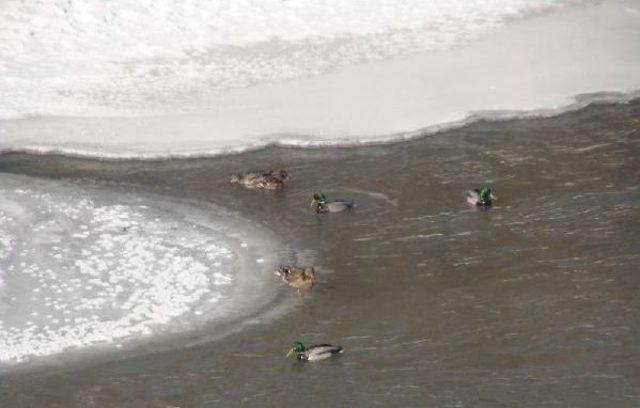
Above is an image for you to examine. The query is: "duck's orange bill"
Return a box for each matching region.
[286,348,294,358]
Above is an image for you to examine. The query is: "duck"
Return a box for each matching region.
[230,170,289,190]
[466,186,497,207]
[286,341,344,361]
[311,192,355,214]
[275,265,316,295]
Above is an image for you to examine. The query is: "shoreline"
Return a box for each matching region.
[1,0,639,160]
[0,93,638,162]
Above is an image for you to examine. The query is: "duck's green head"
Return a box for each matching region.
[478,187,492,200]
[286,341,305,357]
[311,192,327,207]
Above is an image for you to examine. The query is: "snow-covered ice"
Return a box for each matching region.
[0,174,282,367]
[0,0,638,158]
[0,0,580,119]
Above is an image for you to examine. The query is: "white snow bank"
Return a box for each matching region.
[0,0,578,118]
[0,174,282,366]
[0,0,639,158]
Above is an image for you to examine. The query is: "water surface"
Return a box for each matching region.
[0,101,638,407]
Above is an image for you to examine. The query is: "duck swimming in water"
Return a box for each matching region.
[311,192,355,214]
[286,341,344,361]
[275,265,316,295]
[230,170,289,190]
[467,186,496,207]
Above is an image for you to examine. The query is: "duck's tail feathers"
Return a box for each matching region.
[329,345,344,355]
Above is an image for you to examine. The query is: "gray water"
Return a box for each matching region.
[0,101,639,407]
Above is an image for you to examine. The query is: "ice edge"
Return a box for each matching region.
[1,90,637,162]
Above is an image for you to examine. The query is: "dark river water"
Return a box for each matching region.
[0,100,639,407]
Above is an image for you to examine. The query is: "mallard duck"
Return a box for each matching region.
[466,186,497,207]
[311,192,355,214]
[286,341,344,361]
[230,170,289,190]
[276,265,316,295]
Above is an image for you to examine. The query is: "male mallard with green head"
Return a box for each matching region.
[286,341,343,361]
[230,170,289,190]
[311,192,355,214]
[276,265,316,295]
[467,186,496,207]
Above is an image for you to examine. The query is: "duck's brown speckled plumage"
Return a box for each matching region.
[230,170,289,190]
[276,265,316,295]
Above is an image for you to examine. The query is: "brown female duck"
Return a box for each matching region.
[275,265,316,295]
[230,170,289,190]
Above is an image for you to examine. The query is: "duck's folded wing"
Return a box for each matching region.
[302,268,316,279]
[308,345,343,354]
[307,345,343,361]
[328,201,355,211]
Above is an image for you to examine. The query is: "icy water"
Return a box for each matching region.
[0,101,639,407]
[0,174,287,367]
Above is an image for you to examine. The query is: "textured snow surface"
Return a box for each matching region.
[0,0,580,118]
[1,0,638,159]
[0,174,281,366]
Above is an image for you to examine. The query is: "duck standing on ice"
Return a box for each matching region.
[230,170,289,190]
[311,192,355,214]
[286,341,344,361]
[467,186,496,207]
